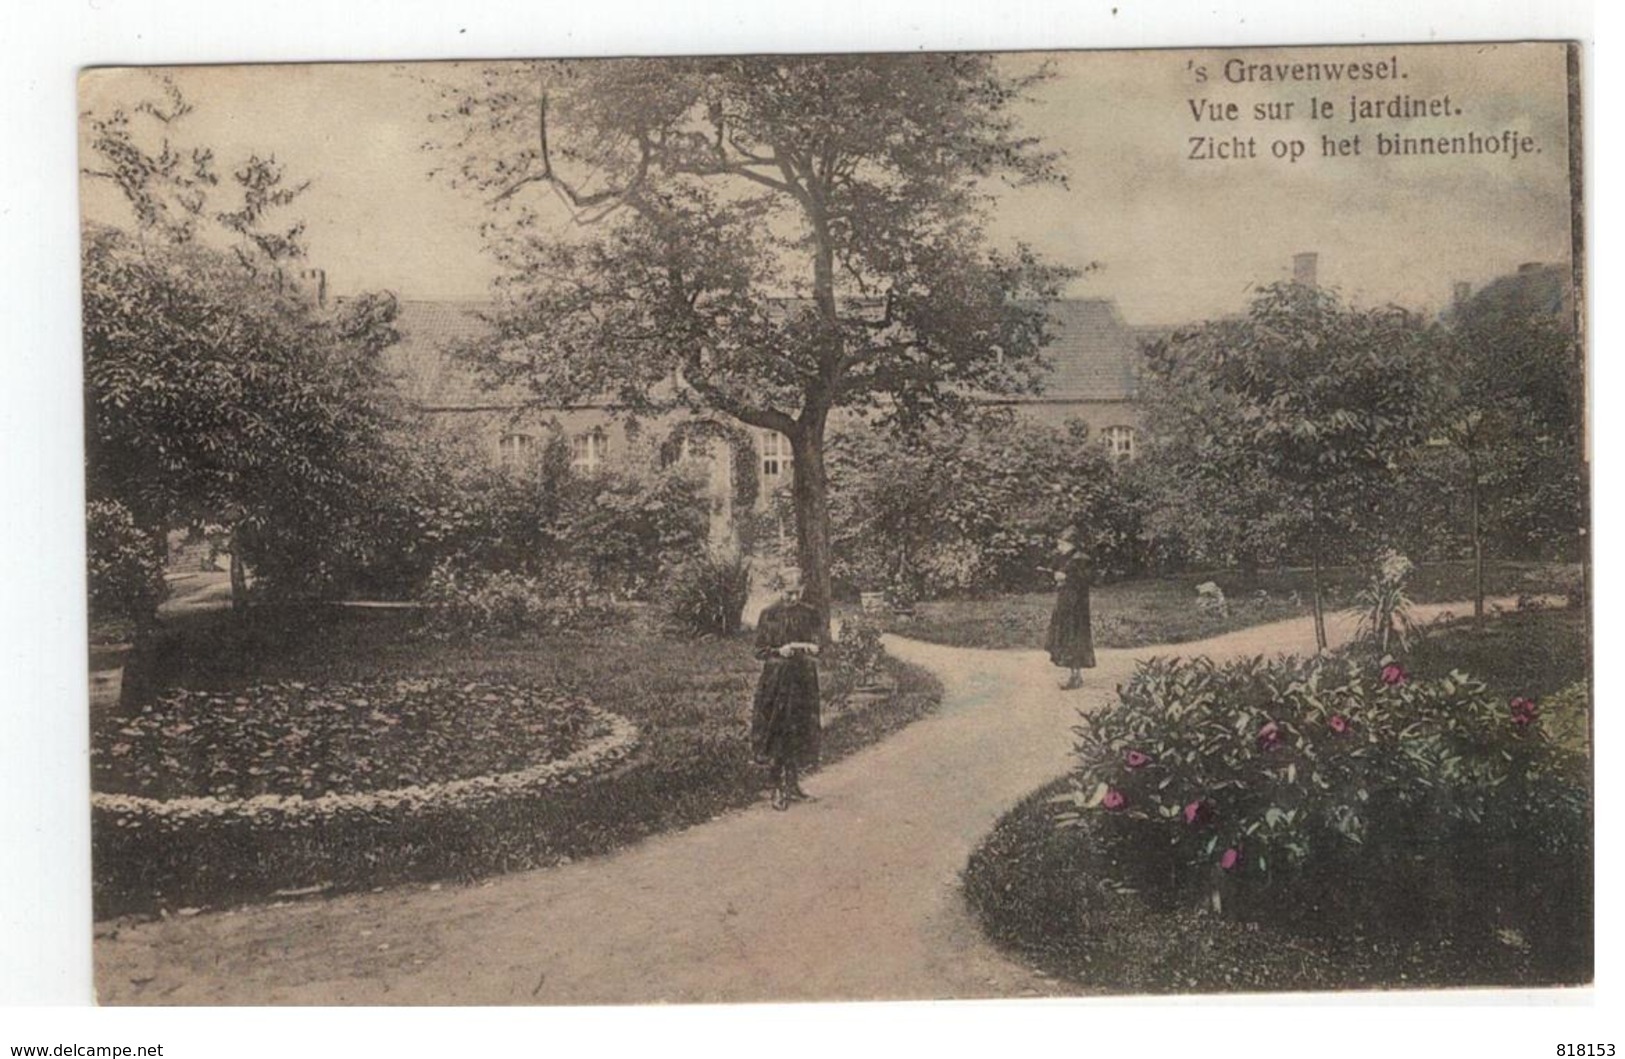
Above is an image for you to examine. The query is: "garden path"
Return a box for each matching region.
[93,599,1506,1005]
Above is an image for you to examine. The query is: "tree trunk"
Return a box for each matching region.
[1309,502,1327,652]
[230,549,250,614]
[1467,448,1485,626]
[119,526,170,711]
[789,418,834,641]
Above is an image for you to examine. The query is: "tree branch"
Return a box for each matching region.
[677,355,795,435]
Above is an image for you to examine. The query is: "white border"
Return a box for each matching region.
[2,1,1607,1056]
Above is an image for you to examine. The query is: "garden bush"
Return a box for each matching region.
[420,561,617,639]
[661,551,752,636]
[826,412,1148,599]
[86,499,166,629]
[1054,651,1590,975]
[822,613,888,708]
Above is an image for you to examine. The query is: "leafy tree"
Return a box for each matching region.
[86,499,167,632]
[82,225,405,601]
[429,55,1072,633]
[1139,283,1434,649]
[81,77,406,616]
[827,411,1145,598]
[1435,265,1584,620]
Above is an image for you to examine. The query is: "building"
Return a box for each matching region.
[379,296,1151,545]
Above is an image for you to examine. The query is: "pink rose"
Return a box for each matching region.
[1328,714,1349,734]
[1256,721,1281,751]
[1510,697,1539,726]
[1125,749,1151,769]
[1102,788,1127,811]
[1381,663,1408,686]
[1184,799,1215,826]
[1220,847,1242,871]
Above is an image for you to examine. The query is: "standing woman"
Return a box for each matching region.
[1045,531,1097,689]
[750,568,823,810]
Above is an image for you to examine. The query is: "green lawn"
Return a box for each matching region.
[93,606,941,918]
[1407,606,1589,701]
[873,561,1581,651]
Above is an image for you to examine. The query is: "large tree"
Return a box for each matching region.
[430,55,1072,632]
[1139,282,1435,650]
[82,77,405,617]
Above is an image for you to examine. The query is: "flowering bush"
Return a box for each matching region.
[1055,651,1589,928]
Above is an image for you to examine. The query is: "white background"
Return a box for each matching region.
[2,0,1610,1054]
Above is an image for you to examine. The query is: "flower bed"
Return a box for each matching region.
[965,646,1591,990]
[92,680,639,824]
[90,608,946,918]
[1017,647,1591,986]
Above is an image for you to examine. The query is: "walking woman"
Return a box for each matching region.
[750,568,823,809]
[1045,530,1097,689]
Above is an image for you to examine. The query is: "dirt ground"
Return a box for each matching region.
[93,600,1516,1005]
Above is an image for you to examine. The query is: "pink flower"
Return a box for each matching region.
[1328,714,1349,734]
[1510,697,1539,727]
[1125,749,1151,769]
[1381,663,1408,686]
[1220,847,1242,871]
[1102,788,1128,811]
[1184,799,1215,826]
[1256,721,1281,751]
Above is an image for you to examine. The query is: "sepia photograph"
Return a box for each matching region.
[75,41,1589,1007]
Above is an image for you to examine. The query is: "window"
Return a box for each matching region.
[760,431,790,479]
[1103,425,1136,461]
[497,433,536,469]
[571,428,610,472]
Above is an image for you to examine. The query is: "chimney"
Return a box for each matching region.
[1452,281,1472,307]
[1292,252,1318,288]
[300,267,329,309]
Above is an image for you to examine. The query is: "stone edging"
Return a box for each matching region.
[93,707,640,825]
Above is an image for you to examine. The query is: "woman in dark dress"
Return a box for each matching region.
[750,570,823,810]
[1045,535,1097,689]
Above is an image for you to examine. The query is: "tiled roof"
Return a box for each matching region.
[382,297,1146,410]
[1027,299,1145,402]
[381,301,515,409]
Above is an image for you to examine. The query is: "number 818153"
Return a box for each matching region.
[1557,1046,1615,1056]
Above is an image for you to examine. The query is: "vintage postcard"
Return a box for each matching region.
[81,42,1588,1004]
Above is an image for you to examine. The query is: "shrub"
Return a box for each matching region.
[823,613,888,708]
[661,552,752,636]
[419,562,614,639]
[1056,651,1590,959]
[1539,679,1591,757]
[86,499,166,628]
[1351,549,1418,657]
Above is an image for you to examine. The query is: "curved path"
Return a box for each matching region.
[94,600,1501,1004]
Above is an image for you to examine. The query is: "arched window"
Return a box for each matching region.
[1103,425,1136,461]
[571,428,610,472]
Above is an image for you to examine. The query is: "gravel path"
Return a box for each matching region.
[93,600,1499,1005]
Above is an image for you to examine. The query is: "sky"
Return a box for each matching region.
[79,43,1574,326]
